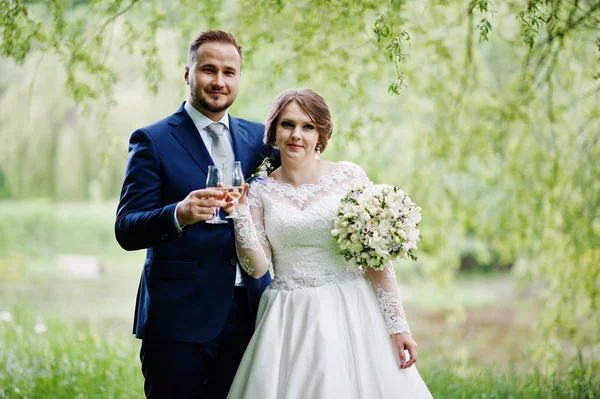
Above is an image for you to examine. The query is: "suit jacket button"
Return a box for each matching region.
[230,259,236,266]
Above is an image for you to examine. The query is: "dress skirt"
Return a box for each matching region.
[227,278,433,399]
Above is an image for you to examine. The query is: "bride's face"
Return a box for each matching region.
[275,101,319,162]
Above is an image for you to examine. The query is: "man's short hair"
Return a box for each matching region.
[187,30,242,67]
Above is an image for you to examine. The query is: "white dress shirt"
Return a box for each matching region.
[173,100,244,286]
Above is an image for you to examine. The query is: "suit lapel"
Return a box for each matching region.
[169,106,255,181]
[170,104,212,177]
[228,116,251,177]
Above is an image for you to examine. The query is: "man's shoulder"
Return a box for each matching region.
[139,117,168,133]
[134,108,183,138]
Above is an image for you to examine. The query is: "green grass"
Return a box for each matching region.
[423,365,599,399]
[1,309,598,399]
[0,200,123,260]
[0,309,143,399]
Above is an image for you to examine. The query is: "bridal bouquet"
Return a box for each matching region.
[331,182,421,271]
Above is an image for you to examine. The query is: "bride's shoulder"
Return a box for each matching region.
[247,176,270,196]
[322,160,361,171]
[335,161,368,177]
[247,177,270,208]
[336,160,362,170]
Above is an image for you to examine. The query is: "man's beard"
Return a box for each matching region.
[193,92,236,114]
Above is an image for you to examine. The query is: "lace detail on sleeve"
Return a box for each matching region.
[341,161,369,185]
[366,262,411,335]
[232,183,272,278]
[385,264,396,280]
[374,285,411,334]
[254,220,269,246]
[235,207,259,250]
[247,183,264,211]
[237,254,255,276]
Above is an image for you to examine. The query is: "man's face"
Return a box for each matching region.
[185,42,241,120]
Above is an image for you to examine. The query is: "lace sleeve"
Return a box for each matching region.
[366,261,411,335]
[232,182,272,279]
[342,163,410,334]
[342,161,369,185]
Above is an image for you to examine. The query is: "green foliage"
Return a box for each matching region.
[0,307,598,398]
[0,200,122,260]
[1,0,599,373]
[0,309,142,398]
[0,170,11,199]
[422,361,600,399]
[399,0,600,370]
[1,1,598,105]
[0,1,41,64]
[372,3,411,93]
[469,0,493,43]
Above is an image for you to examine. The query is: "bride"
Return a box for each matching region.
[226,88,433,398]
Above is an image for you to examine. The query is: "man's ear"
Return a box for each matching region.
[184,66,190,85]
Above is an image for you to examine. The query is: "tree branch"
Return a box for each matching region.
[92,0,141,40]
[540,1,600,46]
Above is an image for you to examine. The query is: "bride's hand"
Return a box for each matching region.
[224,183,250,214]
[392,332,417,369]
[237,183,250,205]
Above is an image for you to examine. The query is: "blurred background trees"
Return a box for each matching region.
[1,0,599,382]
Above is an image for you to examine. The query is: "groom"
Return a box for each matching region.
[115,30,274,398]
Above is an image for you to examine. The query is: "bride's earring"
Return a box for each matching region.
[315,144,321,160]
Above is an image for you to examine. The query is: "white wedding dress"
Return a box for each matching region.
[227,161,433,399]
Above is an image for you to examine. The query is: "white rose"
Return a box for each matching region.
[378,220,391,235]
[398,229,408,241]
[350,243,362,253]
[406,212,421,226]
[408,228,420,244]
[360,212,371,222]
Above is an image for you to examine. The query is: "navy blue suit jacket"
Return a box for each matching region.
[115,103,273,343]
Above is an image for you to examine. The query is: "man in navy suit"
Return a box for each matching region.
[115,30,274,398]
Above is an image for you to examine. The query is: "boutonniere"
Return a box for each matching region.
[247,154,276,182]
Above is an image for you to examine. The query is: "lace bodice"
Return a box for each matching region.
[233,161,411,335]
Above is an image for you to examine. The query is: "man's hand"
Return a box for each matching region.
[392,332,418,369]
[176,188,228,225]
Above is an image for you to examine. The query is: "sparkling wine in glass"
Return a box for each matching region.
[225,161,245,219]
[205,165,228,224]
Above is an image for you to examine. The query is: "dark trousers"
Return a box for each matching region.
[140,287,254,399]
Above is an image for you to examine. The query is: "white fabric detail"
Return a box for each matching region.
[228,161,430,398]
[228,278,432,398]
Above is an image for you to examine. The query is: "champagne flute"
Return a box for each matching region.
[225,161,245,219]
[205,165,228,224]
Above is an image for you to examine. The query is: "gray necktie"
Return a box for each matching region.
[206,122,244,285]
[206,122,235,165]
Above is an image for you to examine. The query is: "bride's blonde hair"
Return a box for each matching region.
[264,88,333,153]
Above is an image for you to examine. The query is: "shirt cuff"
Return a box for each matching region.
[174,203,185,234]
